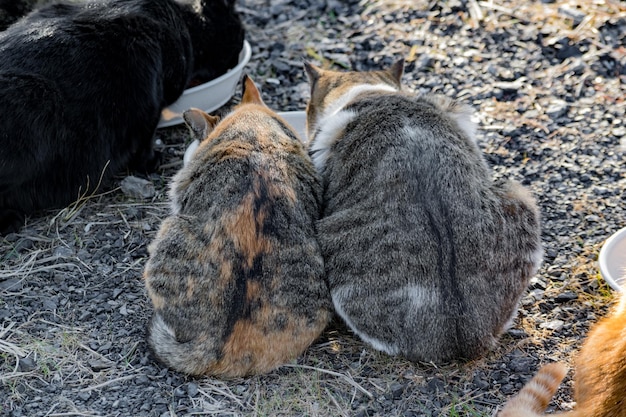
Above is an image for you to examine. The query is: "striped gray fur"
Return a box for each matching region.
[305,62,541,362]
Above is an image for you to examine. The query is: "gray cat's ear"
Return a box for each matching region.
[388,59,404,85]
[183,108,219,141]
[303,61,321,88]
[241,74,265,105]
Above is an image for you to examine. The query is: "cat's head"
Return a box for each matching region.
[180,75,269,151]
[180,0,246,84]
[303,59,404,138]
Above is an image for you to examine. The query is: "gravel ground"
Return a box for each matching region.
[1,0,625,416]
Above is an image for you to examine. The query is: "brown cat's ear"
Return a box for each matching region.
[241,74,264,105]
[388,59,404,85]
[183,108,219,141]
[303,61,322,90]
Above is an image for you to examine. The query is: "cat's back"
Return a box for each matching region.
[356,92,485,172]
[176,105,321,229]
[158,102,326,310]
[1,0,187,71]
[0,0,191,140]
[320,92,492,214]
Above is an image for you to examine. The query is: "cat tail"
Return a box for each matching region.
[147,313,209,376]
[498,363,568,417]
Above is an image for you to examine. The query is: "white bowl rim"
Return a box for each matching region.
[598,226,626,292]
[181,40,251,95]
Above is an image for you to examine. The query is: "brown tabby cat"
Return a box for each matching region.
[304,59,542,363]
[499,291,626,416]
[143,75,332,378]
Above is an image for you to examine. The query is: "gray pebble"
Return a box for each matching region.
[120,176,155,200]
[18,356,37,372]
[540,320,565,331]
[187,383,199,397]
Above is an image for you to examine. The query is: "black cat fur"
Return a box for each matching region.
[0,0,244,233]
[0,0,40,31]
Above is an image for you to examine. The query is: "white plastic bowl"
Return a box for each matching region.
[598,226,626,292]
[182,110,307,166]
[277,110,306,140]
[158,40,252,128]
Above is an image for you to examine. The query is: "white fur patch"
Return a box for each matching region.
[169,169,188,215]
[151,313,176,339]
[502,304,520,332]
[183,140,200,167]
[402,283,435,311]
[399,124,420,144]
[331,285,400,356]
[530,246,544,273]
[320,83,398,122]
[449,111,478,143]
[310,110,355,172]
[310,83,398,171]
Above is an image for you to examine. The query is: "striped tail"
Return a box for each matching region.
[499,362,568,417]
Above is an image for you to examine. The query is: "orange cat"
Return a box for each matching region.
[499,292,626,417]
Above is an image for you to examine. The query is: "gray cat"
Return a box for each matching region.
[304,60,542,363]
[143,76,332,377]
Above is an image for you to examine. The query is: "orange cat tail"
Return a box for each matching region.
[498,363,568,417]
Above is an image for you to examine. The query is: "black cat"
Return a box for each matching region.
[0,0,39,31]
[0,0,245,233]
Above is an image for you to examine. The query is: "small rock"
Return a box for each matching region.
[135,375,150,385]
[529,276,547,289]
[500,383,516,395]
[0,278,23,291]
[174,386,187,397]
[556,42,582,60]
[18,356,37,372]
[425,377,445,393]
[558,6,586,27]
[555,291,578,303]
[509,357,533,373]
[98,342,113,353]
[53,246,74,258]
[545,100,569,119]
[389,382,405,400]
[507,328,528,339]
[187,383,199,397]
[540,320,565,331]
[611,126,626,137]
[272,60,290,72]
[88,359,114,371]
[529,289,545,300]
[42,299,58,311]
[120,176,155,200]
[78,391,91,401]
[416,55,434,71]
[13,238,33,252]
[494,79,524,93]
